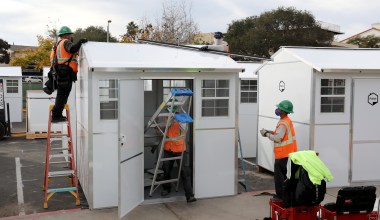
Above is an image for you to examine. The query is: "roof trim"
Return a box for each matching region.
[90,67,244,73]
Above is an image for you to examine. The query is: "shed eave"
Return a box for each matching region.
[319,68,380,73]
[89,67,243,73]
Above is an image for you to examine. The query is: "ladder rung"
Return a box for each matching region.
[150,123,166,128]
[157,113,171,117]
[48,170,74,177]
[48,161,70,164]
[50,153,72,159]
[51,120,68,124]
[166,101,185,106]
[154,178,179,185]
[50,137,69,142]
[146,169,163,175]
[159,156,182,162]
[47,187,77,193]
[51,147,70,151]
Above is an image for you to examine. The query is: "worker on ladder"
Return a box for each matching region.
[44,26,87,122]
[200,32,229,52]
[160,116,196,203]
[260,100,298,200]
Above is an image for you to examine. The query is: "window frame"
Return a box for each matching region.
[6,79,19,94]
[99,79,119,120]
[240,79,257,103]
[320,78,346,113]
[201,79,230,117]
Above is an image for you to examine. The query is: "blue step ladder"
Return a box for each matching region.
[144,88,193,196]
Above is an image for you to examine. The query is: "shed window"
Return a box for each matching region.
[163,80,186,100]
[201,80,229,117]
[99,79,118,120]
[6,80,18,93]
[240,80,257,103]
[320,79,345,113]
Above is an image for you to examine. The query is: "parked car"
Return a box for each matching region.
[24,76,42,83]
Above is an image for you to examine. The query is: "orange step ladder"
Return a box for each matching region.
[43,104,80,209]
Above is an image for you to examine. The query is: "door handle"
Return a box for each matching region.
[120,134,126,147]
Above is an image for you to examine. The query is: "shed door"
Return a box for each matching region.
[118,80,144,218]
[351,78,380,182]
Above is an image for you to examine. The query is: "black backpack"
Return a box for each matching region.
[294,167,326,206]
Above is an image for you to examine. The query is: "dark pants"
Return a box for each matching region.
[52,81,72,118]
[162,151,193,199]
[274,157,288,199]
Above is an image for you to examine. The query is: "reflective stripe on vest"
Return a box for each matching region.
[164,121,186,153]
[273,117,297,159]
[50,39,78,73]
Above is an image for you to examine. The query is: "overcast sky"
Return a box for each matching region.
[1,0,379,46]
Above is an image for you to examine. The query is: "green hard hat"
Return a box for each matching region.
[276,100,294,113]
[58,26,74,36]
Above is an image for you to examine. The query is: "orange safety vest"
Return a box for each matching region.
[273,116,297,159]
[50,39,78,73]
[164,121,186,153]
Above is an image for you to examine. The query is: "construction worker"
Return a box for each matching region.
[161,118,196,203]
[260,100,298,200]
[43,26,87,122]
[200,32,229,52]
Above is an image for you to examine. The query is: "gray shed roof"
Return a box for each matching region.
[0,67,22,77]
[81,42,244,73]
[272,46,380,72]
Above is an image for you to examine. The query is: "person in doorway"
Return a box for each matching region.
[260,100,298,200]
[161,117,196,203]
[200,31,229,52]
[43,26,87,122]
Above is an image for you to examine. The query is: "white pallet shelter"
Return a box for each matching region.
[0,66,22,122]
[238,62,262,158]
[257,46,380,187]
[76,42,243,217]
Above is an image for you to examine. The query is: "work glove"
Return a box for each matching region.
[260,128,268,137]
[200,46,208,51]
[79,38,88,44]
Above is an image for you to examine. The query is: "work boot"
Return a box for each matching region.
[161,189,170,197]
[186,196,197,203]
[43,87,53,95]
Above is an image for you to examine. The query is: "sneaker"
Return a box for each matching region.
[161,190,170,197]
[52,116,67,123]
[186,196,197,203]
[43,87,53,95]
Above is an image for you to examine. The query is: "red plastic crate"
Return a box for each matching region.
[269,200,319,220]
[320,206,378,220]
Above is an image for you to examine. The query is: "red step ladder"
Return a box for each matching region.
[43,104,80,209]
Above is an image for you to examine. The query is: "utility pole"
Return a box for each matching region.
[107,20,112,42]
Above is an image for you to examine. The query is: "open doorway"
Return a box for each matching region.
[143,79,194,203]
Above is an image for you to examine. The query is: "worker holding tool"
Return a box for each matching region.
[200,32,229,52]
[260,100,298,200]
[43,26,87,122]
[161,117,196,203]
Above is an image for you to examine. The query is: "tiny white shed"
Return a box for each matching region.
[76,42,243,216]
[257,47,380,188]
[238,62,262,158]
[0,67,23,122]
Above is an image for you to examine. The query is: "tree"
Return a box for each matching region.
[120,21,139,43]
[0,39,10,64]
[347,35,380,48]
[10,35,53,69]
[226,7,335,57]
[74,26,118,42]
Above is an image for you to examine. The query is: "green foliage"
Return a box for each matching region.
[120,21,139,43]
[347,35,380,48]
[0,38,10,64]
[73,26,118,42]
[10,36,53,69]
[226,7,334,57]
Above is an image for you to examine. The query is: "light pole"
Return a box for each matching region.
[107,20,112,42]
